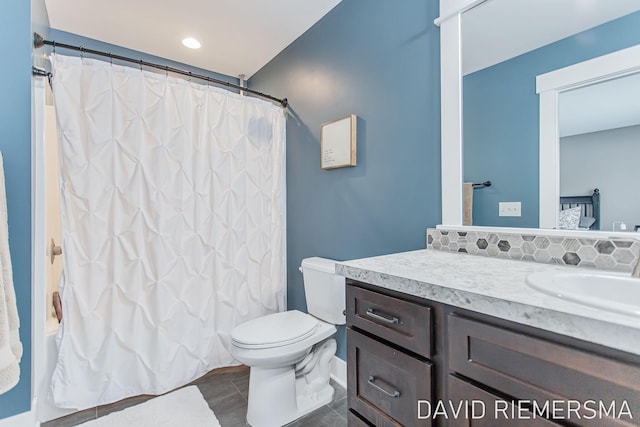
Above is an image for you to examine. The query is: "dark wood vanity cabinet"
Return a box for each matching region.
[347,283,434,426]
[448,315,640,427]
[447,375,559,427]
[346,280,640,427]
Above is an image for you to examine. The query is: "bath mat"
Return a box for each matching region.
[76,386,220,427]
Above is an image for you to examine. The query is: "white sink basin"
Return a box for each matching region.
[525,271,640,317]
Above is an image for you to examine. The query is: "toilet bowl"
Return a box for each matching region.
[230,257,345,427]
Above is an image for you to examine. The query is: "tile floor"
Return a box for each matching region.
[42,365,348,427]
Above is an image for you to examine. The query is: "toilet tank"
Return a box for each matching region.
[300,257,346,325]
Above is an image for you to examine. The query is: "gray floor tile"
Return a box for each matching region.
[286,405,348,427]
[209,392,250,427]
[41,364,347,427]
[328,397,347,420]
[41,407,97,427]
[231,375,249,400]
[96,394,154,418]
[197,376,243,409]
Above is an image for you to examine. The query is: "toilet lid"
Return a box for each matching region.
[232,310,319,349]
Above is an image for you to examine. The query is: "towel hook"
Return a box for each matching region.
[50,238,62,264]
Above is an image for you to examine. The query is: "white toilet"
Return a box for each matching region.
[230,257,345,427]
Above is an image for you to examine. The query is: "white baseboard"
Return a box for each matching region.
[0,410,37,427]
[330,356,347,389]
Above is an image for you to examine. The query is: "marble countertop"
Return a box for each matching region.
[336,249,640,356]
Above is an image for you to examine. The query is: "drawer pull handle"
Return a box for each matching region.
[366,308,399,324]
[368,376,400,398]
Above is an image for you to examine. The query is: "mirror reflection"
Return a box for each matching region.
[462,0,640,230]
[559,73,640,232]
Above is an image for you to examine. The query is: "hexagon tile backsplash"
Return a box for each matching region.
[426,228,640,273]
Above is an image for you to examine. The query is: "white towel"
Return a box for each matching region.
[0,151,21,394]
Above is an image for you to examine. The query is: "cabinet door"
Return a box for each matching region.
[348,328,432,427]
[449,315,640,426]
[347,284,432,358]
[448,375,560,427]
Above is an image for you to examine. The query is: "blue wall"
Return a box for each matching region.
[249,0,441,359]
[464,11,640,228]
[0,0,33,419]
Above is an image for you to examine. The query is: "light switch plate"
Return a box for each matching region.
[499,202,521,217]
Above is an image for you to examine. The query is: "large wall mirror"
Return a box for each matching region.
[537,45,640,232]
[451,0,640,232]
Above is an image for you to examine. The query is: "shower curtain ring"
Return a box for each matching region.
[80,46,84,59]
[109,53,113,65]
[52,41,56,54]
[139,59,143,71]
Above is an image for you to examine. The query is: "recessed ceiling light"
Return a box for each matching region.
[182,38,201,49]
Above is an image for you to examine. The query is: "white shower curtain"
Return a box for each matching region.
[49,54,286,409]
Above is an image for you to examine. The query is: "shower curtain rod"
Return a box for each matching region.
[32,33,288,108]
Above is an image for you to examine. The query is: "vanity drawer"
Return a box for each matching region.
[347,284,432,358]
[348,328,432,427]
[448,315,640,426]
[447,375,560,426]
[348,410,373,426]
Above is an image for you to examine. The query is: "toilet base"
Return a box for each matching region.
[246,366,334,427]
[245,339,337,427]
[295,375,334,418]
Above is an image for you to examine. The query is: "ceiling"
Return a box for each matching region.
[44,0,342,79]
[462,0,640,76]
[559,72,640,137]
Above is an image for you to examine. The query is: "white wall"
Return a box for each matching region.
[560,124,640,231]
[31,0,49,36]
